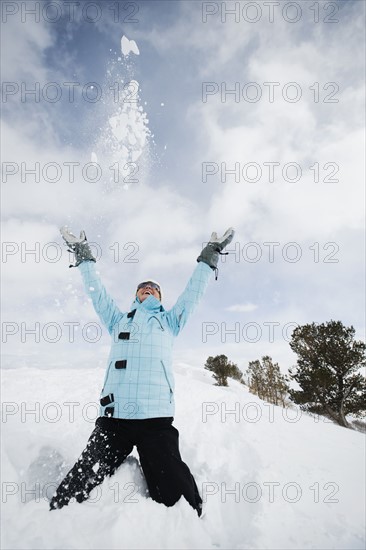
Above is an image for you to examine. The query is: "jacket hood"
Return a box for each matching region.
[131,295,165,313]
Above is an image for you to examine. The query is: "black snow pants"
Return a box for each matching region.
[49,416,202,516]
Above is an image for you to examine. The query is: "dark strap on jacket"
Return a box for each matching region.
[100,393,114,407]
[104,406,114,417]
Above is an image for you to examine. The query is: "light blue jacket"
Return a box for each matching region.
[78,261,213,419]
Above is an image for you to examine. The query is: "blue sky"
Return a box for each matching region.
[1,0,365,375]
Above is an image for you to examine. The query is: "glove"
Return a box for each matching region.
[60,226,96,267]
[197,227,235,275]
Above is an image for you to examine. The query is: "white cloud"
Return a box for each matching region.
[1,17,54,82]
[226,303,258,313]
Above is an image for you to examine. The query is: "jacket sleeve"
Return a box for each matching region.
[165,261,213,336]
[78,261,123,335]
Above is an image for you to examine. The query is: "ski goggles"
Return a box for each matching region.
[137,281,161,293]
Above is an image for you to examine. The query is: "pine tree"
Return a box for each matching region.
[246,356,289,405]
[288,320,366,427]
[246,359,266,400]
[204,355,242,386]
[228,363,244,383]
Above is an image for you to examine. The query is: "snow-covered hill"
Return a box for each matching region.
[1,364,365,550]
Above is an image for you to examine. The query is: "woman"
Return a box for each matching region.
[50,226,234,515]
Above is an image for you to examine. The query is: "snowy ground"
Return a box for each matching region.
[1,364,365,550]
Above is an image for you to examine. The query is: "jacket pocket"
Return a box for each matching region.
[101,361,113,393]
[161,360,173,403]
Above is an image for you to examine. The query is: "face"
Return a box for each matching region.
[136,282,161,303]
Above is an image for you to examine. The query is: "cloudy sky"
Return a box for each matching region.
[1,0,365,376]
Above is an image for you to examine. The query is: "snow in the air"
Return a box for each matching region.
[121,35,140,57]
[93,37,149,190]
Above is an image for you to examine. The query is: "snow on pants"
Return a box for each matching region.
[49,416,202,516]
